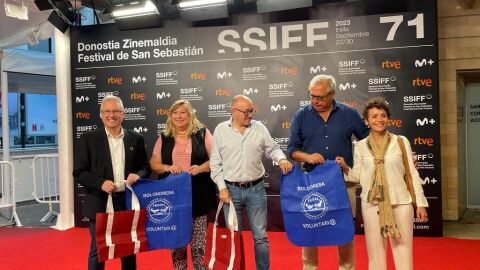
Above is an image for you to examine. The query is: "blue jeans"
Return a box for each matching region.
[224,181,270,270]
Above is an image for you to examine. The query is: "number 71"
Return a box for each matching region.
[380,13,424,41]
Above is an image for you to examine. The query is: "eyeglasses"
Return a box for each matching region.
[234,108,255,117]
[101,110,123,115]
[309,91,333,102]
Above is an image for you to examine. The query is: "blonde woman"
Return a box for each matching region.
[150,100,216,270]
[336,97,428,270]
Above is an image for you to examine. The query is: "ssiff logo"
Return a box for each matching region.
[147,198,172,224]
[301,192,328,220]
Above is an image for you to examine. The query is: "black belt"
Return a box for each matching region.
[225,178,262,188]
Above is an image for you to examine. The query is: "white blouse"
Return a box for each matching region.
[347,134,429,207]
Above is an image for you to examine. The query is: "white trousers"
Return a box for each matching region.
[361,202,414,270]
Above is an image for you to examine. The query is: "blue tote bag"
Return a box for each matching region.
[126,172,192,250]
[280,161,354,246]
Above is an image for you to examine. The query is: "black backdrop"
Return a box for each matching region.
[71,0,441,236]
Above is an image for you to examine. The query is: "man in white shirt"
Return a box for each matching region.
[210,95,292,270]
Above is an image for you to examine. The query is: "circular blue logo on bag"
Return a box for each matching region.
[301,192,328,220]
[147,198,172,224]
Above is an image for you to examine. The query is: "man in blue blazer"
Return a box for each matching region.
[73,95,150,270]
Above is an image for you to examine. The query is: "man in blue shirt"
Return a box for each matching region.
[211,95,293,270]
[287,74,369,270]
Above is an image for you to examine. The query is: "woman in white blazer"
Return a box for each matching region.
[336,97,428,270]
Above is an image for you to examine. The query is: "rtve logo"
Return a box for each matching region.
[421,177,437,185]
[77,125,97,132]
[388,119,403,127]
[310,65,327,74]
[243,88,259,95]
[415,58,435,67]
[271,104,287,112]
[281,121,291,129]
[156,108,169,116]
[215,88,232,96]
[381,60,401,69]
[341,100,358,108]
[130,92,145,100]
[412,78,433,87]
[416,118,436,126]
[132,76,146,84]
[75,112,91,119]
[107,76,122,85]
[280,67,298,75]
[133,126,149,133]
[217,71,232,79]
[156,92,172,99]
[417,153,434,161]
[338,82,357,91]
[414,137,434,147]
[191,72,207,80]
[75,96,90,103]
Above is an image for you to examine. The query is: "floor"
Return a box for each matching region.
[1,201,480,240]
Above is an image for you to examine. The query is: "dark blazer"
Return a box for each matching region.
[73,128,150,219]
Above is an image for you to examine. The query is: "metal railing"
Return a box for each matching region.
[0,161,22,226]
[32,154,59,223]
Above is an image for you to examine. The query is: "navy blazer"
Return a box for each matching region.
[73,128,151,219]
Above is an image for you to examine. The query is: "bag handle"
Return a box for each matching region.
[104,184,143,260]
[208,201,238,270]
[397,137,417,206]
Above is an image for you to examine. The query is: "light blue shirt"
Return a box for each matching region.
[210,119,287,191]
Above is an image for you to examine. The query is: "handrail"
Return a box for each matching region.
[0,161,22,226]
[32,154,59,223]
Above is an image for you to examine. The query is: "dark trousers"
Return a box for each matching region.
[88,193,136,270]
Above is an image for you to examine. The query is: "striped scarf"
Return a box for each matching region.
[366,131,401,238]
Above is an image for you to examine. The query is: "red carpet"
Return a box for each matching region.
[1,227,479,269]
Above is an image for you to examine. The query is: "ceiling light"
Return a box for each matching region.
[112,0,159,19]
[178,0,227,9]
[5,0,29,20]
